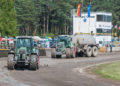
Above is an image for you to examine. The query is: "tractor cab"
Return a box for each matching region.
[16,37,32,55]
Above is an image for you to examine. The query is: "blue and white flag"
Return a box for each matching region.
[88,5,91,18]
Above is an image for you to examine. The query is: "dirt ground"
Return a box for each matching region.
[0,52,120,86]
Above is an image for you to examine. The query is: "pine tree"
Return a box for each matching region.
[0,0,17,36]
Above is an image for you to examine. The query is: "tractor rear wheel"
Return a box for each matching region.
[51,48,56,58]
[86,46,92,57]
[66,48,71,58]
[30,55,38,70]
[7,54,14,70]
[92,46,98,57]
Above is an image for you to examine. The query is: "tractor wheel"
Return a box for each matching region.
[37,56,40,69]
[71,48,76,58]
[30,55,38,70]
[51,48,56,58]
[92,46,98,57]
[86,46,92,57]
[7,54,14,70]
[66,48,71,58]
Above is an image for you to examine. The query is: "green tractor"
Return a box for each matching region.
[51,35,75,58]
[7,36,39,70]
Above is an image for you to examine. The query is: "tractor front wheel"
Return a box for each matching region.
[51,48,56,58]
[30,55,38,70]
[66,48,71,58]
[7,54,15,70]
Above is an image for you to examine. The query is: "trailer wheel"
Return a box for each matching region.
[7,54,14,70]
[30,55,38,70]
[86,46,92,57]
[66,48,71,58]
[51,48,56,58]
[92,46,98,57]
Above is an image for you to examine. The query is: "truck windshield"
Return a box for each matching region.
[16,38,31,48]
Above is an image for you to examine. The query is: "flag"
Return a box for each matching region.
[114,25,117,28]
[88,5,91,17]
[77,3,82,17]
[119,26,120,30]
[112,24,113,28]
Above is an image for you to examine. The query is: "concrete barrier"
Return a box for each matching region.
[100,47,120,52]
[100,47,107,53]
[0,49,9,57]
[0,48,50,58]
[0,47,120,58]
[39,48,51,57]
[39,48,46,56]
[45,48,51,57]
[107,47,120,52]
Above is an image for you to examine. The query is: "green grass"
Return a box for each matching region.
[93,61,120,81]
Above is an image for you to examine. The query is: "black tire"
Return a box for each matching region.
[51,48,56,58]
[30,55,38,70]
[7,54,14,70]
[56,55,61,58]
[66,48,71,58]
[37,63,39,69]
[92,46,98,57]
[37,56,40,69]
[75,52,78,57]
[78,51,84,57]
[86,46,92,57]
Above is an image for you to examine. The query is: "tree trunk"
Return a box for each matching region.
[26,22,30,36]
[33,24,37,36]
[55,25,57,34]
[43,16,46,36]
[40,23,42,36]
[67,26,68,35]
[47,6,50,35]
[65,26,66,35]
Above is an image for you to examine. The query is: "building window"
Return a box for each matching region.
[97,15,104,22]
[97,29,111,33]
[97,28,102,33]
[107,16,112,22]
[97,15,112,22]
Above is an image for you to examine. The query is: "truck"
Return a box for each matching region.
[73,34,98,57]
[51,34,98,58]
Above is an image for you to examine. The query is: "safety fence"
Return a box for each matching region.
[100,47,120,52]
[0,44,14,49]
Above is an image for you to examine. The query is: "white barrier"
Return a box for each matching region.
[107,47,120,52]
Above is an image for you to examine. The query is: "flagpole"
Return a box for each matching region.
[88,0,91,34]
[78,0,83,34]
